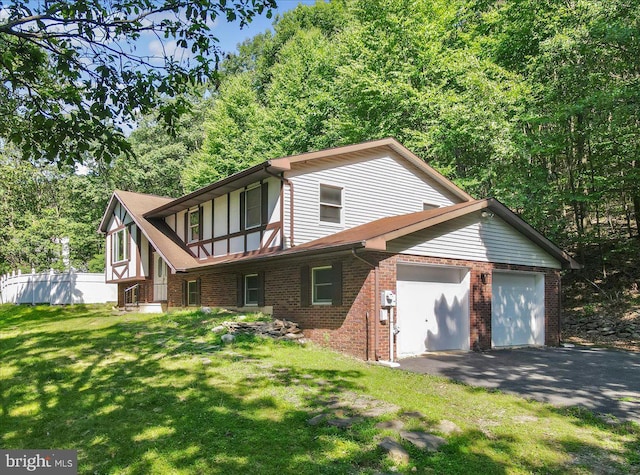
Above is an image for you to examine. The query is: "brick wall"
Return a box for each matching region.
[165,251,562,360]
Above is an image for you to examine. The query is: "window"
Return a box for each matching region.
[301,263,342,307]
[187,280,199,306]
[156,256,164,278]
[319,184,342,224]
[188,208,200,242]
[312,266,334,305]
[112,228,129,263]
[244,274,259,306]
[245,186,261,229]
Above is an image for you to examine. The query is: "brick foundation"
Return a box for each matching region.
[162,251,561,360]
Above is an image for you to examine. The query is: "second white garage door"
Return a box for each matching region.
[491,271,545,348]
[396,264,470,357]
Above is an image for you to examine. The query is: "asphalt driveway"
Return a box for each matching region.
[398,346,640,423]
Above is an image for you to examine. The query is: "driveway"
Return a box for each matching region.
[398,346,640,423]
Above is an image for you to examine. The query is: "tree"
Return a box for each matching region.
[0,0,276,166]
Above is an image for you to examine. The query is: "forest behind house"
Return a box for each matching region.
[1,0,638,346]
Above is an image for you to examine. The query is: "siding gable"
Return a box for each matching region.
[286,150,463,245]
[387,212,562,269]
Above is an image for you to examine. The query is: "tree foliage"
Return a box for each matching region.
[0,0,276,165]
[3,0,640,274]
[184,0,640,253]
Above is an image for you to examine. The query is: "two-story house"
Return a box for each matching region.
[98,138,579,362]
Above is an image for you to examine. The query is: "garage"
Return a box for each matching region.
[396,264,470,357]
[491,271,545,347]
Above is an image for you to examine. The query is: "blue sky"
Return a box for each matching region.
[205,0,318,55]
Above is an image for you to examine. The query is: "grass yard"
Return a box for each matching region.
[1,304,639,474]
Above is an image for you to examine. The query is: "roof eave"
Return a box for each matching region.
[144,161,290,218]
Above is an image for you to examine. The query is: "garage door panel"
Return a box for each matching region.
[492,272,544,347]
[397,265,470,357]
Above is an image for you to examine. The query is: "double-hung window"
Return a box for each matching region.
[319,184,342,224]
[188,208,200,243]
[244,274,259,306]
[187,280,200,306]
[301,263,342,307]
[112,228,129,263]
[312,266,334,304]
[245,186,261,229]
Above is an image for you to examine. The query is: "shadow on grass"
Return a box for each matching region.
[1,310,380,473]
[0,304,112,329]
[2,308,631,473]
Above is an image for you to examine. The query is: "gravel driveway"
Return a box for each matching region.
[398,346,640,423]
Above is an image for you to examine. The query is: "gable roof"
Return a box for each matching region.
[284,198,580,269]
[145,137,473,218]
[98,190,199,272]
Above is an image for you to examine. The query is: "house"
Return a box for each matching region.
[98,138,579,362]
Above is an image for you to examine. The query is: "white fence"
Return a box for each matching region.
[0,270,118,305]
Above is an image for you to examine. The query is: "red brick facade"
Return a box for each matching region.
[140,250,562,361]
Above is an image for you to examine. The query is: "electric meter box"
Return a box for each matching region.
[381,290,397,307]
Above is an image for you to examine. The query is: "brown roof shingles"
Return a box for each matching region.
[107,190,200,272]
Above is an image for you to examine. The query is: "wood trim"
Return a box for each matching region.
[261,224,281,250]
[198,243,211,257]
[136,226,142,278]
[106,224,126,235]
[226,192,231,260]
[113,264,128,280]
[279,180,285,248]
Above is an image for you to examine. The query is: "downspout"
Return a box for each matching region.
[351,248,379,361]
[264,166,295,247]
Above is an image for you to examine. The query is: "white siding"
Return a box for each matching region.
[165,214,176,232]
[247,231,261,251]
[229,190,241,234]
[213,240,227,257]
[127,224,139,277]
[287,151,460,244]
[388,212,562,269]
[202,200,213,240]
[140,234,150,277]
[213,195,228,237]
[267,177,281,224]
[176,211,186,241]
[229,236,243,254]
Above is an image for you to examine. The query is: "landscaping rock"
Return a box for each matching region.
[307,414,327,426]
[211,325,225,333]
[400,431,447,452]
[435,420,461,435]
[221,333,235,344]
[362,403,401,417]
[376,420,405,431]
[401,411,425,420]
[200,307,212,314]
[222,319,305,341]
[327,416,363,429]
[378,437,410,464]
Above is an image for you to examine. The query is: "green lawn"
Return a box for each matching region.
[1,304,638,474]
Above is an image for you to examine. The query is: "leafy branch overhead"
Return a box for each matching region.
[0,0,276,165]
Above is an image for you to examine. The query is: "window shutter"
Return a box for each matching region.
[196,278,201,306]
[332,261,343,306]
[240,190,246,231]
[300,265,310,307]
[261,182,269,225]
[198,206,203,240]
[257,271,266,307]
[236,274,244,307]
[181,280,187,307]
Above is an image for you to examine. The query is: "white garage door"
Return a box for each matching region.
[492,271,545,347]
[396,265,470,357]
